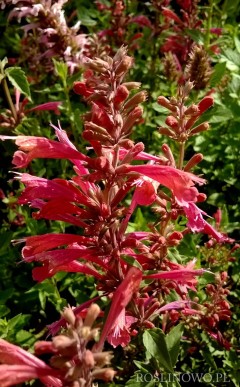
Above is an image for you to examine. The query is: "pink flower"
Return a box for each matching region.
[0,339,61,387]
[124,164,205,205]
[183,202,226,242]
[96,267,142,350]
[144,268,205,281]
[107,309,137,348]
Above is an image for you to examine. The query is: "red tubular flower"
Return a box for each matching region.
[124,164,205,205]
[96,267,142,350]
[183,202,227,242]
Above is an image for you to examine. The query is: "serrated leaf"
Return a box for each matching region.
[53,59,68,84]
[165,324,184,367]
[143,329,174,373]
[210,62,226,87]
[0,57,8,70]
[5,67,31,100]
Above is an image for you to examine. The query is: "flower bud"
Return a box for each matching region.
[184,104,199,116]
[115,56,133,77]
[165,115,179,129]
[198,96,214,114]
[157,96,178,113]
[93,351,113,367]
[83,303,101,328]
[84,349,95,367]
[197,193,207,202]
[113,85,129,105]
[122,82,141,90]
[161,143,175,166]
[123,91,147,110]
[61,307,76,326]
[52,335,76,351]
[92,368,116,381]
[159,127,175,137]
[190,122,209,135]
[122,106,143,134]
[73,82,93,97]
[184,153,203,171]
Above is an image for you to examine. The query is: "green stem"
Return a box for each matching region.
[178,142,185,170]
[0,64,17,121]
[205,0,214,49]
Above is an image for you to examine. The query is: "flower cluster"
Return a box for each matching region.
[0,304,115,386]
[0,47,232,385]
[1,0,89,75]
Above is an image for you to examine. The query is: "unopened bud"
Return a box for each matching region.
[86,58,110,73]
[122,106,143,134]
[143,320,155,329]
[84,349,95,367]
[84,304,101,328]
[185,115,198,130]
[92,368,116,381]
[34,341,56,355]
[198,96,214,114]
[184,153,203,171]
[168,231,183,241]
[61,307,76,326]
[52,335,76,350]
[113,85,129,105]
[165,115,179,129]
[122,82,141,90]
[184,104,199,116]
[190,122,209,135]
[124,91,147,110]
[161,143,175,166]
[159,127,175,137]
[85,122,109,136]
[197,193,207,202]
[157,96,178,112]
[115,56,133,76]
[83,130,111,143]
[93,351,113,367]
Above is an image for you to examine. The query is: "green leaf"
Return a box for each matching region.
[165,324,184,367]
[143,329,174,372]
[210,62,226,87]
[126,372,156,387]
[5,67,31,100]
[121,255,143,270]
[185,29,204,44]
[53,59,68,85]
[0,305,10,318]
[1,57,8,69]
[234,36,240,54]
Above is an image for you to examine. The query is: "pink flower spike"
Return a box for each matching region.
[0,339,61,387]
[96,267,142,351]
